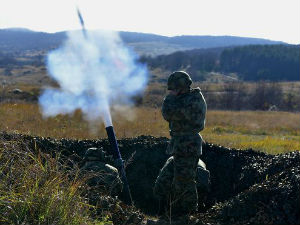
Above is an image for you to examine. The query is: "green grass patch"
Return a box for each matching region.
[203,131,299,154]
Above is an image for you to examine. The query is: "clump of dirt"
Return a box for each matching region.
[1,132,299,225]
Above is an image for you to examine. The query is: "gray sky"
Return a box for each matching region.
[0,0,299,44]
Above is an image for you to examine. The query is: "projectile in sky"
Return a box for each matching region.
[76,7,87,38]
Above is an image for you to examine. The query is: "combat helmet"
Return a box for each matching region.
[167,71,192,90]
[84,147,106,161]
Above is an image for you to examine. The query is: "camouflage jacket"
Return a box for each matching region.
[162,87,207,137]
[81,161,123,195]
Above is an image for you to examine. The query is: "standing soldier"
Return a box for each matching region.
[154,71,207,221]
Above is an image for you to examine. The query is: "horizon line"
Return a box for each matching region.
[1,26,298,45]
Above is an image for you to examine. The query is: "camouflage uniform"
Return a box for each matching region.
[82,147,123,199]
[154,71,207,216]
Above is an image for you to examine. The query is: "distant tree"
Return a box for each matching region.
[4,67,12,76]
[250,82,283,110]
[0,55,17,66]
[219,45,300,81]
[142,48,221,73]
[233,82,248,110]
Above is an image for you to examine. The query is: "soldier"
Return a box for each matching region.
[154,71,207,220]
[82,147,123,201]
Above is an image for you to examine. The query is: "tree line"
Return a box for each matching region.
[201,82,299,111]
[141,82,300,112]
[141,44,300,81]
[220,45,300,81]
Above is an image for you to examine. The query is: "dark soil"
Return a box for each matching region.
[1,132,299,225]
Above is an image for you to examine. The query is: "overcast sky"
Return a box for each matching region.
[0,0,299,44]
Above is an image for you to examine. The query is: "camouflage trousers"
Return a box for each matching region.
[154,134,201,216]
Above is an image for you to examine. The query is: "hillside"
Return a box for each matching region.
[0,28,65,52]
[220,45,300,81]
[0,28,285,56]
[143,44,300,81]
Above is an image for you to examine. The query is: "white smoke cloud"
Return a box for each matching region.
[39,30,148,127]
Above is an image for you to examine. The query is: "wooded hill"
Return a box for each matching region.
[142,45,300,81]
[0,28,284,56]
[0,29,298,82]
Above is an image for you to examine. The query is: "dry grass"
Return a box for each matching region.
[0,136,111,225]
[0,103,299,154]
[0,66,54,86]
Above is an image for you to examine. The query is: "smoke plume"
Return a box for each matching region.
[39,30,148,127]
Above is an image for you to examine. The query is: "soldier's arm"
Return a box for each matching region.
[183,94,207,131]
[162,95,185,121]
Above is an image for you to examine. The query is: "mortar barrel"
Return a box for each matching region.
[105,125,133,205]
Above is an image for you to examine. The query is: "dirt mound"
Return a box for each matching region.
[1,132,299,225]
[198,151,300,225]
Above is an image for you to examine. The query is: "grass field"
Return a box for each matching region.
[0,103,299,154]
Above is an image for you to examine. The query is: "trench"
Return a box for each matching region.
[114,136,274,215]
[2,133,299,224]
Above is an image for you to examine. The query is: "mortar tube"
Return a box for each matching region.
[105,126,133,205]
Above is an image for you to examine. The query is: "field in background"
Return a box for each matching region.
[144,79,300,110]
[0,103,299,154]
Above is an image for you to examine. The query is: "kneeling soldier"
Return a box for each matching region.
[82,147,123,201]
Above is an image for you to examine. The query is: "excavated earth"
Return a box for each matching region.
[1,132,299,225]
